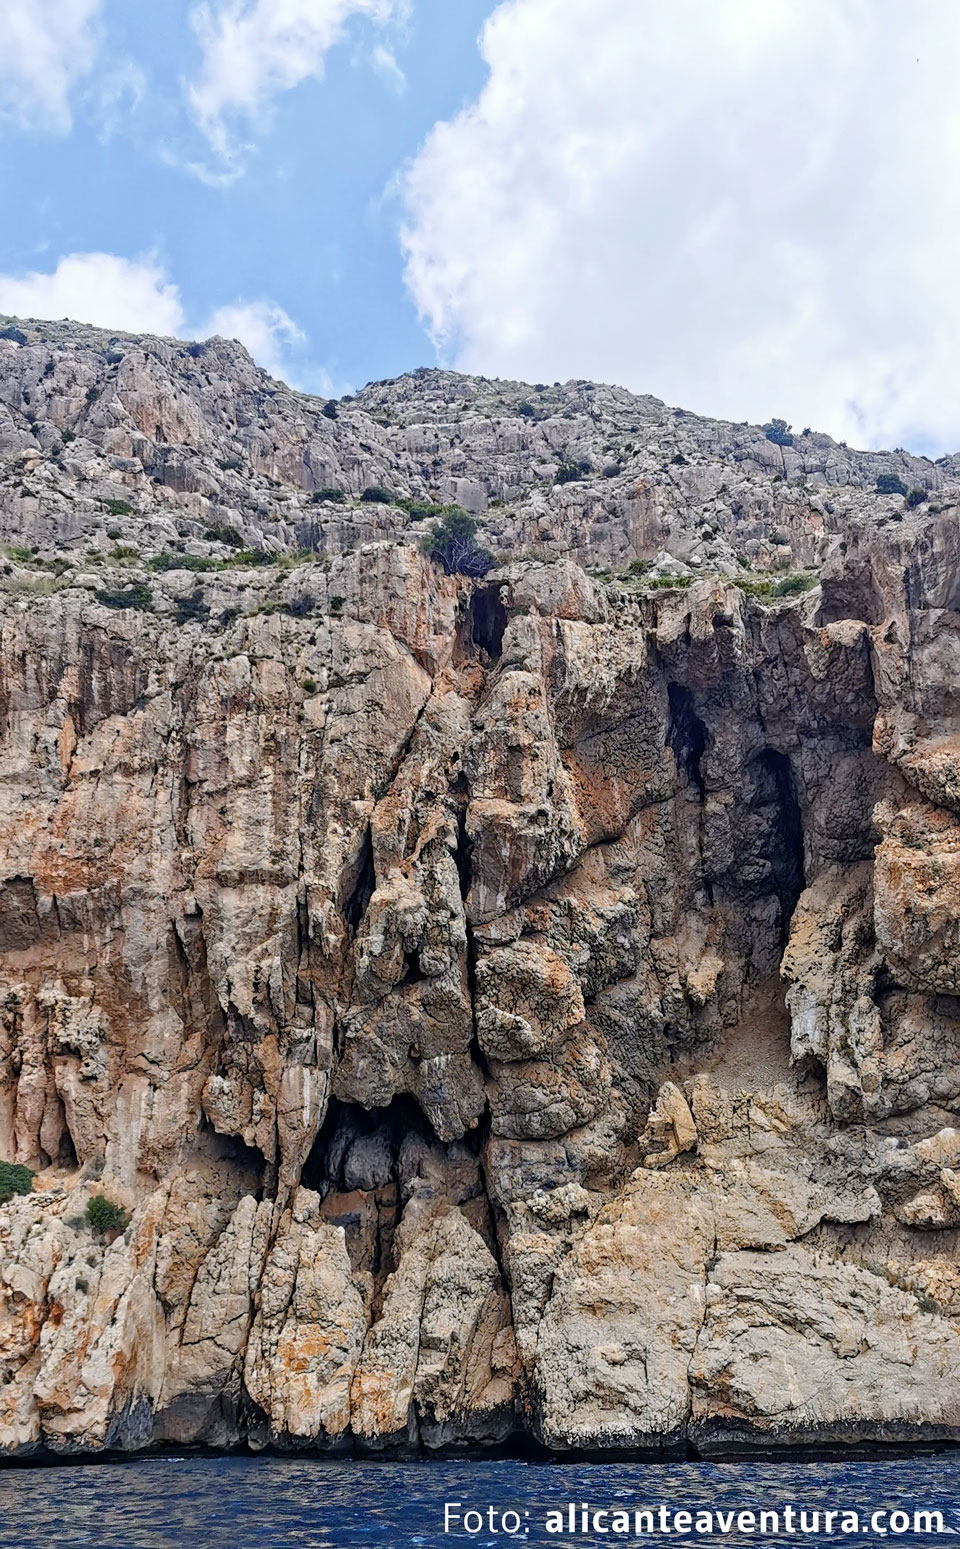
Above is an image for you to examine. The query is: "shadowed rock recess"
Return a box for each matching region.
[3,318,960,1457]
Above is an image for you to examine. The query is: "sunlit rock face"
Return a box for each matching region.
[2,319,960,1457]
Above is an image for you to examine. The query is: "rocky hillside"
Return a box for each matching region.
[2,318,960,1457]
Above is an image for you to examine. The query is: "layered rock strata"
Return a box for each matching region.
[2,321,960,1456]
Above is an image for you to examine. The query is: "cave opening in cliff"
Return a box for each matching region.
[667,683,707,796]
[755,748,806,943]
[344,827,376,936]
[300,1091,466,1197]
[469,583,507,659]
[194,1116,268,1194]
[57,1127,77,1170]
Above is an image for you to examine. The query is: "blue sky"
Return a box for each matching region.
[2,1,960,453]
[1,0,497,395]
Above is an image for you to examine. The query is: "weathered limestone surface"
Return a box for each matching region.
[2,320,960,1456]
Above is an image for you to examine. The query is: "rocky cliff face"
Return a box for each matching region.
[2,318,960,1457]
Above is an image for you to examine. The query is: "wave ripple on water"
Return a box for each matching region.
[1,1455,959,1549]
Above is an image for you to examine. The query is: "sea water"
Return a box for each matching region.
[1,1455,959,1549]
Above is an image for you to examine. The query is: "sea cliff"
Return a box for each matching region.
[2,319,960,1456]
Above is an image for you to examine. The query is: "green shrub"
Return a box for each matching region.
[0,325,27,344]
[311,488,346,504]
[739,571,817,601]
[555,458,592,485]
[421,507,494,578]
[110,545,139,561]
[204,525,244,546]
[905,486,928,508]
[772,571,817,597]
[321,401,338,420]
[85,1195,128,1235]
[102,498,133,517]
[361,486,394,504]
[302,677,318,694]
[61,429,76,444]
[518,401,536,418]
[228,549,273,567]
[149,552,219,573]
[876,473,908,496]
[0,1161,34,1203]
[75,1277,89,1294]
[762,418,794,446]
[397,497,444,520]
[106,526,122,540]
[283,595,314,618]
[174,590,210,625]
[95,583,152,611]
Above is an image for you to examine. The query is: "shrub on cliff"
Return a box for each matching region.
[422,507,494,577]
[876,473,908,496]
[95,583,152,611]
[905,486,928,508]
[762,419,794,446]
[361,486,394,504]
[555,458,592,485]
[175,589,210,625]
[0,1161,34,1203]
[85,1194,128,1235]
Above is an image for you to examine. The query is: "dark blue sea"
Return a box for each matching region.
[1,1455,958,1549]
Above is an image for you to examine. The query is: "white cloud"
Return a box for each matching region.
[371,43,405,95]
[86,57,147,141]
[402,0,960,453]
[0,253,186,335]
[187,0,408,173]
[202,298,334,390]
[0,0,104,132]
[0,252,336,392]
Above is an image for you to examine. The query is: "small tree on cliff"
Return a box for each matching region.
[421,507,494,577]
[0,1162,34,1204]
[86,1194,128,1236]
[763,418,794,447]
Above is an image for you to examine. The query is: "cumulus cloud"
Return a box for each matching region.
[0,252,330,389]
[402,0,960,453]
[187,0,408,172]
[202,298,334,391]
[0,0,104,132]
[0,253,186,335]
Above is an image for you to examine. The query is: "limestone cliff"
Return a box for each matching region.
[2,317,960,1456]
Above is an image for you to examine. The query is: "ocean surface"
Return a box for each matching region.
[1,1454,958,1549]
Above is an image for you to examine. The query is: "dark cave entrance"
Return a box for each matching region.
[754,748,806,943]
[667,683,707,796]
[469,583,507,659]
[301,1092,441,1197]
[343,827,376,936]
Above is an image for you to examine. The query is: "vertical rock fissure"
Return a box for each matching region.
[757,747,805,944]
